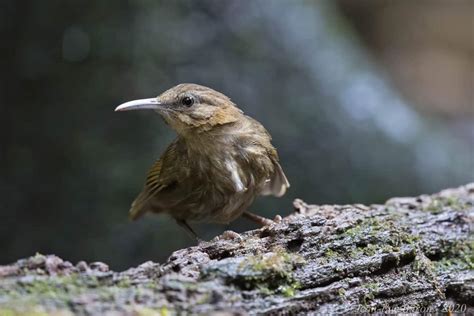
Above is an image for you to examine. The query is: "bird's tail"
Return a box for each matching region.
[128,191,150,221]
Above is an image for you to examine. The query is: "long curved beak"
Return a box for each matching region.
[115,98,161,112]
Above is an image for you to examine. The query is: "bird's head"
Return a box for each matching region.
[115,84,243,135]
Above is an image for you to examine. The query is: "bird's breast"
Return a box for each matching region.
[191,153,252,194]
[187,137,273,194]
[168,133,274,223]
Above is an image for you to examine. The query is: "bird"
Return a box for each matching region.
[115,83,289,240]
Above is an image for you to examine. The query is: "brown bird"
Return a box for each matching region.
[115,83,289,240]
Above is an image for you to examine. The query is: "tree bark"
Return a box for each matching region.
[1,184,473,315]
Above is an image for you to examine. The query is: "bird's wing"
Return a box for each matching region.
[260,159,290,197]
[129,144,179,220]
[243,116,290,198]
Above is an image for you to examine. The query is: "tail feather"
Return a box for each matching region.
[260,161,290,197]
[128,191,150,221]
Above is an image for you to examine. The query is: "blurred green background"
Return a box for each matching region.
[1,0,473,270]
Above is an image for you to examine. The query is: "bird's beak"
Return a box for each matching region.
[115,98,161,112]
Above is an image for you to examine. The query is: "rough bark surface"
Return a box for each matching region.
[1,184,473,315]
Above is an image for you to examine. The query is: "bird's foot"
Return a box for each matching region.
[273,214,282,224]
[242,211,282,227]
[213,230,243,242]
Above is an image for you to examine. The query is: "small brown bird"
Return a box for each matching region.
[115,83,289,240]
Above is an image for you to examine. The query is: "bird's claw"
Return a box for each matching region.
[273,215,282,224]
[214,230,243,242]
[261,215,282,227]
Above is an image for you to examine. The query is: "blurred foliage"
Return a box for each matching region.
[0,0,472,270]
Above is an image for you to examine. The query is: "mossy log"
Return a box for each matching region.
[1,184,473,315]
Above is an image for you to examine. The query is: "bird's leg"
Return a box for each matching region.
[176,219,202,243]
[242,211,274,226]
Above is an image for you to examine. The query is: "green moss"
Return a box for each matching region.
[343,223,365,238]
[413,253,434,275]
[424,196,469,214]
[342,217,388,240]
[435,239,474,272]
[235,248,304,296]
[434,257,472,273]
[363,282,379,292]
[0,307,69,316]
[324,249,337,259]
[348,247,361,258]
[362,243,379,256]
[360,281,380,305]
[115,277,132,288]
[0,272,146,312]
[444,196,459,207]
[278,282,301,297]
[18,274,100,298]
[160,306,170,316]
[336,215,420,261]
[337,288,346,297]
[131,307,170,316]
[425,199,444,214]
[241,248,305,275]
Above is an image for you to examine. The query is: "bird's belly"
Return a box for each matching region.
[163,184,256,224]
[208,190,255,223]
[154,155,269,223]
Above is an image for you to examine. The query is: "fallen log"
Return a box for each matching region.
[0,184,473,315]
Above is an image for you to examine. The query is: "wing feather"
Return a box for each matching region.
[260,160,290,197]
[129,143,178,220]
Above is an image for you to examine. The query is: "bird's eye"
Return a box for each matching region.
[181,96,194,107]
